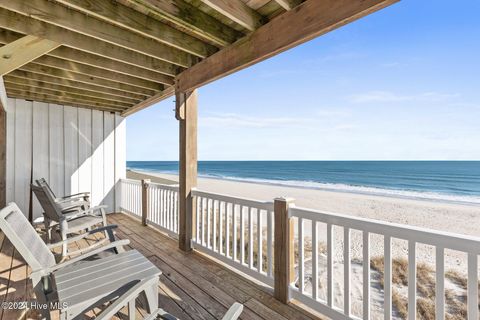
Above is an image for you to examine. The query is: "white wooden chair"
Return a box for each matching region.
[31,183,109,257]
[36,178,90,213]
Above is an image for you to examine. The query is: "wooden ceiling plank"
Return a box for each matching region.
[0,8,180,75]
[8,70,146,102]
[4,82,131,108]
[0,35,60,75]
[6,89,127,112]
[20,63,158,97]
[54,0,218,58]
[0,0,196,68]
[199,0,265,31]
[273,0,302,10]
[122,86,175,117]
[176,0,398,92]
[3,75,139,105]
[32,55,170,90]
[121,0,241,47]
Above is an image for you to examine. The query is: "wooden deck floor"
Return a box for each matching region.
[0,213,322,320]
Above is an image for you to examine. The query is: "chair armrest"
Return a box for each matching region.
[60,192,90,200]
[221,303,243,320]
[46,225,119,249]
[46,239,130,272]
[63,205,108,219]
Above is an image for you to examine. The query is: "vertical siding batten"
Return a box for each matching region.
[32,102,50,219]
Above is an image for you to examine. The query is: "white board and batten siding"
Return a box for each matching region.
[5,98,126,219]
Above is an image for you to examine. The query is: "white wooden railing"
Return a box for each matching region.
[146,182,179,238]
[120,178,480,320]
[191,189,275,287]
[120,178,142,217]
[289,205,480,320]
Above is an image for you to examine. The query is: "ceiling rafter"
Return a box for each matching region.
[199,0,265,31]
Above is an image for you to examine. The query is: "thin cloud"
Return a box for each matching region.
[200,113,312,128]
[349,91,460,103]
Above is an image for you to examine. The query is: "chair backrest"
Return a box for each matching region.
[31,184,63,222]
[36,178,57,199]
[0,203,56,271]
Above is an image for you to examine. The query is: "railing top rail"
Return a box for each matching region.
[290,205,480,254]
[121,178,142,185]
[192,188,274,211]
[147,181,180,192]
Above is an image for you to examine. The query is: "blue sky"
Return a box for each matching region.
[127,0,480,161]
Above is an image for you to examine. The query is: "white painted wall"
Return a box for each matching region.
[5,98,126,219]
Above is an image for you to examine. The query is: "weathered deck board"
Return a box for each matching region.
[0,213,322,320]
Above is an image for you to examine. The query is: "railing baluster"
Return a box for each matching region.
[384,236,392,320]
[233,203,238,261]
[226,202,230,258]
[257,209,263,273]
[267,210,273,277]
[248,207,254,269]
[344,227,351,316]
[240,205,245,264]
[213,200,217,252]
[436,247,445,320]
[327,223,333,307]
[299,217,304,293]
[312,220,318,300]
[467,253,478,320]
[408,241,416,320]
[207,198,212,248]
[219,201,223,255]
[363,231,370,320]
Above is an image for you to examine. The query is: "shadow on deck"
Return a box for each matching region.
[0,213,321,320]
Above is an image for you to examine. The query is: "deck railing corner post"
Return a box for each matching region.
[273,197,295,304]
[141,179,150,226]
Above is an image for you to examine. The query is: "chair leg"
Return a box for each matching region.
[60,221,68,258]
[128,299,136,320]
[143,282,159,314]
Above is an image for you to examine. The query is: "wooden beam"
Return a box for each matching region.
[54,0,217,58]
[32,55,171,89]
[0,8,179,75]
[0,29,180,80]
[176,0,398,92]
[4,82,133,109]
[199,0,265,31]
[0,0,196,68]
[177,90,198,252]
[122,86,175,117]
[0,76,6,208]
[273,0,302,10]
[20,63,158,97]
[6,90,126,113]
[0,35,59,75]
[121,0,241,47]
[3,75,140,105]
[8,70,147,102]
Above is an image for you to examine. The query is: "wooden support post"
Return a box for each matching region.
[274,197,295,303]
[141,179,150,226]
[177,90,198,252]
[0,76,6,208]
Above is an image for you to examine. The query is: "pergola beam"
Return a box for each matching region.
[8,70,147,102]
[176,0,398,93]
[121,0,241,47]
[122,86,175,117]
[273,0,302,10]
[4,81,133,109]
[199,0,264,31]
[7,90,127,113]
[0,35,59,75]
[54,0,218,58]
[20,63,158,97]
[0,0,195,68]
[0,8,179,75]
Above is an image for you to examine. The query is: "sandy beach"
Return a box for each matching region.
[127,169,480,318]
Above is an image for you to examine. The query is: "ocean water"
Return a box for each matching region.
[127,161,480,204]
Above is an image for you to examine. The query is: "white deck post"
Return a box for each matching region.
[177,89,198,252]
